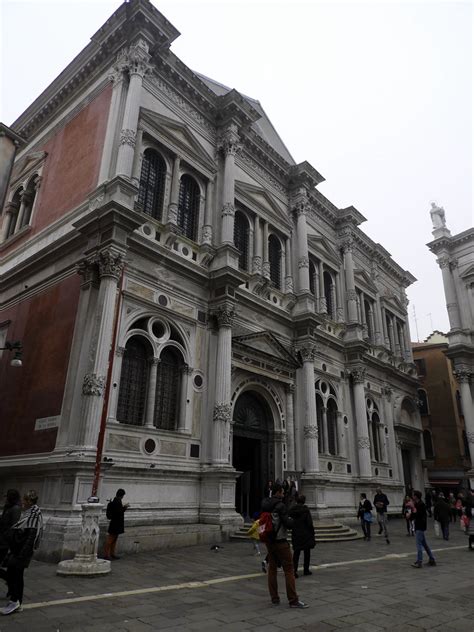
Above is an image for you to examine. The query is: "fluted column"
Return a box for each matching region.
[115,42,151,179]
[167,155,181,225]
[81,250,125,448]
[202,180,214,245]
[294,202,311,293]
[252,217,262,274]
[262,221,270,278]
[212,305,234,464]
[218,124,241,245]
[285,238,294,293]
[99,62,127,184]
[438,255,462,330]
[454,370,474,466]
[145,358,159,428]
[300,344,319,473]
[351,367,372,478]
[178,365,192,431]
[322,407,329,453]
[318,261,326,312]
[374,296,383,345]
[336,274,344,322]
[340,236,358,323]
[285,384,296,471]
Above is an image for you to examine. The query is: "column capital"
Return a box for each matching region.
[82,373,106,396]
[119,129,137,148]
[218,124,242,156]
[381,384,393,400]
[298,343,317,362]
[221,202,235,217]
[116,346,126,356]
[339,235,354,253]
[96,249,125,280]
[437,255,451,269]
[77,259,99,286]
[454,369,472,384]
[292,201,310,218]
[350,366,366,384]
[214,305,235,328]
[298,256,309,269]
[213,403,231,423]
[124,41,152,78]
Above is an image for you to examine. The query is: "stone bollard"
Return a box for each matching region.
[57,502,111,576]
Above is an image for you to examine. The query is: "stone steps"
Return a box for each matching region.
[231,521,362,543]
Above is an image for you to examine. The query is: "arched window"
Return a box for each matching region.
[423,429,434,459]
[268,234,281,289]
[116,337,150,425]
[364,299,374,341]
[323,271,335,319]
[234,211,250,271]
[371,412,381,462]
[137,149,166,220]
[417,389,429,416]
[178,174,200,241]
[154,347,182,430]
[327,399,338,455]
[316,394,324,453]
[5,189,21,239]
[309,260,316,296]
[20,177,37,228]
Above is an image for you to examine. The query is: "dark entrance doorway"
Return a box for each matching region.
[402,449,412,492]
[233,390,273,519]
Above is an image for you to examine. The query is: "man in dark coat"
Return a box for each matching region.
[289,495,315,577]
[0,490,22,566]
[433,492,450,540]
[411,490,436,568]
[104,488,129,560]
[373,488,390,544]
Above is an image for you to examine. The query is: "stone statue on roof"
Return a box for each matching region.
[430,202,446,229]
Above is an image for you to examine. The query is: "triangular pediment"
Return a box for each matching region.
[139,108,216,174]
[354,268,379,295]
[381,292,405,315]
[232,330,299,367]
[307,234,341,267]
[235,181,291,229]
[14,151,47,182]
[460,263,474,281]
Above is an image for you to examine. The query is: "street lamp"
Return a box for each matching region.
[0,341,22,367]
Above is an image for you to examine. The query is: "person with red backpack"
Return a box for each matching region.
[259,483,308,609]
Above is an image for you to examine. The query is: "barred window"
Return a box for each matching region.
[137,149,166,220]
[178,174,199,241]
[5,188,21,239]
[268,234,281,289]
[309,260,316,295]
[323,271,334,319]
[316,394,324,453]
[371,412,381,462]
[234,211,249,271]
[327,399,338,456]
[154,347,182,430]
[116,337,150,425]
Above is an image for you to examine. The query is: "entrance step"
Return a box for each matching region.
[231,521,362,543]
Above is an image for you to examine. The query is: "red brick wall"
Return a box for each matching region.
[0,275,81,456]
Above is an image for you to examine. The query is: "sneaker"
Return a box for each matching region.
[411,561,422,568]
[378,529,383,535]
[290,600,309,609]
[428,559,437,566]
[261,560,267,573]
[303,570,312,576]
[1,600,20,616]
[271,599,280,605]
[386,539,390,544]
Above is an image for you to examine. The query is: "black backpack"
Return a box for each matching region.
[106,501,113,520]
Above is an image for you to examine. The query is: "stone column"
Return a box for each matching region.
[337,411,345,457]
[368,306,376,344]
[80,250,125,449]
[131,127,144,188]
[285,384,296,471]
[388,317,396,353]
[98,62,127,184]
[351,367,372,478]
[13,190,31,232]
[167,155,181,225]
[252,217,262,274]
[285,237,294,293]
[374,296,383,345]
[382,385,399,480]
[145,358,159,428]
[438,255,462,330]
[202,180,214,245]
[300,344,319,473]
[359,292,367,335]
[219,124,241,245]
[178,365,192,432]
[294,202,311,293]
[1,201,18,241]
[262,221,270,278]
[322,407,329,453]
[329,280,337,320]
[212,305,234,464]
[115,41,151,179]
[336,274,344,322]
[318,261,326,312]
[454,370,474,466]
[341,236,358,323]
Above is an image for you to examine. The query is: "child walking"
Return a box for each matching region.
[246,512,267,572]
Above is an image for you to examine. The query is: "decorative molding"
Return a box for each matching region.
[222,202,235,217]
[357,436,371,449]
[215,306,235,328]
[299,343,317,362]
[454,370,472,384]
[351,367,366,384]
[285,275,294,293]
[119,128,137,147]
[82,373,106,396]
[239,151,286,194]
[303,425,318,439]
[202,225,213,245]
[346,289,357,301]
[252,255,262,274]
[116,346,126,356]
[213,403,231,424]
[298,256,309,269]
[97,250,125,280]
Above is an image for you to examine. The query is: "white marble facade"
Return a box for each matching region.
[0,1,425,559]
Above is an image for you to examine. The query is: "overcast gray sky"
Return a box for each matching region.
[1,0,472,342]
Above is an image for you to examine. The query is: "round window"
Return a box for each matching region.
[327,462,333,472]
[374,467,379,476]
[182,246,189,257]
[144,438,156,454]
[152,320,166,339]
[158,294,168,307]
[344,416,348,426]
[322,363,327,372]
[194,374,203,388]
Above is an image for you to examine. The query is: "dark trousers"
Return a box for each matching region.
[104,534,119,558]
[439,520,449,540]
[293,547,310,573]
[361,519,371,539]
[0,566,24,603]
[265,541,298,605]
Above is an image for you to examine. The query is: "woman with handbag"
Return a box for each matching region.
[357,493,373,541]
[289,495,315,577]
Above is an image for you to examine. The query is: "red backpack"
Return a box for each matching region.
[258,511,275,543]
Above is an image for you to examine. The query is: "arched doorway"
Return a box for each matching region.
[232,391,273,519]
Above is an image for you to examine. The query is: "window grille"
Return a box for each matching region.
[116,337,149,425]
[177,175,199,241]
[268,234,281,289]
[327,400,338,455]
[323,271,334,319]
[316,394,324,453]
[234,211,249,271]
[309,260,316,295]
[154,347,181,430]
[371,415,380,462]
[137,149,166,220]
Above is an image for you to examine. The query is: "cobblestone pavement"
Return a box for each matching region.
[0,518,473,632]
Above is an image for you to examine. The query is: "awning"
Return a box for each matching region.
[428,479,461,486]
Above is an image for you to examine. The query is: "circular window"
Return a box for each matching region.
[144,438,156,454]
[143,224,153,236]
[158,294,168,307]
[193,374,203,388]
[344,416,348,426]
[327,462,333,472]
[273,297,278,304]
[182,246,189,257]
[328,326,332,333]
[322,363,327,372]
[385,427,388,435]
[152,320,166,339]
[321,382,328,393]
[367,398,372,408]
[374,467,379,476]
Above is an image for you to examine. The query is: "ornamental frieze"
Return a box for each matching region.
[119,129,137,147]
[82,373,106,396]
[213,403,231,424]
[357,436,371,450]
[303,425,318,439]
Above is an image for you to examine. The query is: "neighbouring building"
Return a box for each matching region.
[413,331,471,493]
[428,205,474,490]
[0,0,423,561]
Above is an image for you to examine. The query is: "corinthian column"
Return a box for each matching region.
[454,370,474,466]
[300,344,319,473]
[285,384,296,471]
[99,61,127,184]
[115,41,151,179]
[218,124,241,245]
[212,305,234,464]
[293,200,311,293]
[351,367,372,478]
[438,255,462,330]
[340,235,358,323]
[202,180,214,245]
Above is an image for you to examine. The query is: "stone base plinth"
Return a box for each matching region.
[57,555,111,576]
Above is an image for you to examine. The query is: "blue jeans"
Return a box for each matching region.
[415,530,435,563]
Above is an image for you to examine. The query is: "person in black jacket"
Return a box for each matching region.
[433,492,450,540]
[0,490,22,566]
[357,493,373,541]
[104,488,129,560]
[411,490,436,568]
[373,488,390,544]
[289,495,315,577]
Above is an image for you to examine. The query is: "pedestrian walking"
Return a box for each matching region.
[461,491,473,551]
[448,492,457,523]
[425,490,433,518]
[263,480,273,498]
[357,493,373,541]
[289,495,315,578]
[402,495,415,535]
[246,512,263,557]
[373,488,390,544]
[104,488,129,560]
[411,490,436,569]
[261,483,308,608]
[0,490,22,568]
[0,490,44,616]
[433,492,450,540]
